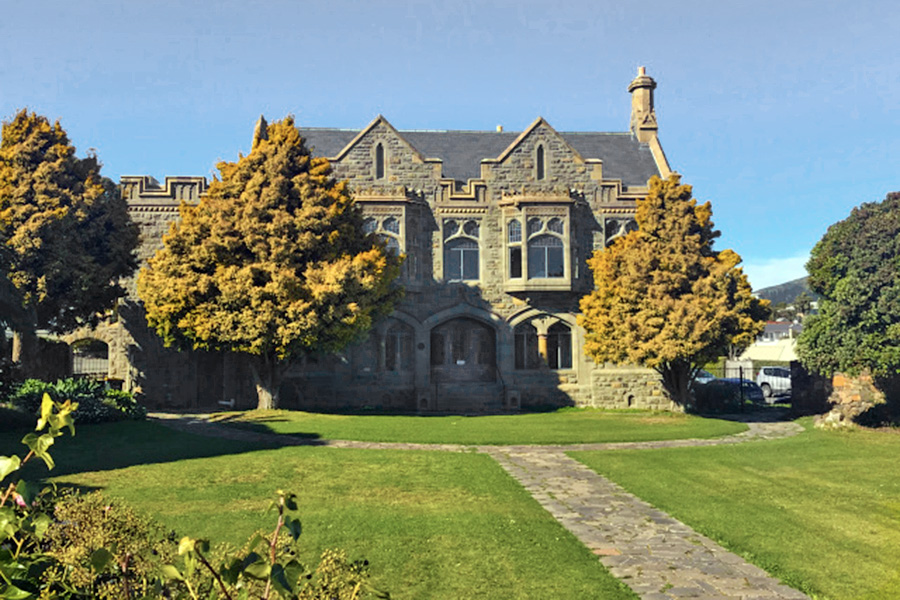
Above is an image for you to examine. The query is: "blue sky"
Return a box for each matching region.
[1,0,897,289]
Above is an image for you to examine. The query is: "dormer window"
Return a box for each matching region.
[536,144,546,180]
[375,143,385,179]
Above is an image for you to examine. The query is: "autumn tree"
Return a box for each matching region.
[0,110,138,368]
[578,175,768,407]
[138,116,402,410]
[797,192,900,377]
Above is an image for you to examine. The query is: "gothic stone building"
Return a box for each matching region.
[71,68,677,412]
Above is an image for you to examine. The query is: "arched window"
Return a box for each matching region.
[514,323,540,369]
[443,218,479,281]
[362,215,402,256]
[384,322,414,372]
[375,143,385,179]
[382,216,400,234]
[547,322,572,369]
[536,145,545,180]
[527,235,564,278]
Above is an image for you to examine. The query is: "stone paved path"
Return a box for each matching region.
[150,412,808,599]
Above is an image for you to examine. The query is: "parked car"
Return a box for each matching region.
[693,377,765,412]
[756,366,791,398]
[694,369,716,385]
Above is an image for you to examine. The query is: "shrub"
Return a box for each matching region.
[9,377,146,423]
[42,491,177,599]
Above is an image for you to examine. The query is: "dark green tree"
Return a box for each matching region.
[138,116,402,410]
[798,192,900,376]
[0,110,138,369]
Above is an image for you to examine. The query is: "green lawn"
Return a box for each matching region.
[572,420,900,600]
[207,407,747,445]
[2,421,636,600]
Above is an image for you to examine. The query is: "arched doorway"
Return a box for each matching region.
[429,317,500,411]
[71,338,109,379]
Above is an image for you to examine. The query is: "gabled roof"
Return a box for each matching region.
[298,122,660,187]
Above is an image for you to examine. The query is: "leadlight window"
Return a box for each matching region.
[528,236,564,278]
[526,218,565,279]
[547,322,572,369]
[384,323,413,372]
[508,220,522,278]
[443,218,479,281]
[514,323,540,369]
[361,215,402,256]
[383,216,400,234]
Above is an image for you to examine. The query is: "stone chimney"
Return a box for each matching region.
[628,66,658,143]
[252,115,268,150]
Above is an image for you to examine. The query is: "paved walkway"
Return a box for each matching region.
[150,412,808,599]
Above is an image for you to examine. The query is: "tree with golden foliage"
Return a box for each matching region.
[578,175,768,407]
[138,116,402,410]
[0,110,138,369]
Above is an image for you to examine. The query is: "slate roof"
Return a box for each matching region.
[298,127,660,188]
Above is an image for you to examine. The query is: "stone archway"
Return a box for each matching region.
[429,317,501,411]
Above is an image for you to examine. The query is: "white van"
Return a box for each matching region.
[755,366,791,399]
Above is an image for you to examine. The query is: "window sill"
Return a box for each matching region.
[503,280,572,292]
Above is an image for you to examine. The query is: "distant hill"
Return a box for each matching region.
[755,277,819,305]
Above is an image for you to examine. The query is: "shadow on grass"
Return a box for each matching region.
[693,403,795,423]
[0,418,319,482]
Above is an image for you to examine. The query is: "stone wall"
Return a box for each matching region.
[590,366,673,410]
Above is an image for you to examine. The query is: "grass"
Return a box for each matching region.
[206,407,748,445]
[1,420,637,600]
[572,419,900,600]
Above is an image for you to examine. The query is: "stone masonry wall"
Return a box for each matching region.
[590,366,674,410]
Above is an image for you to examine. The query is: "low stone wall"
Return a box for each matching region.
[589,367,673,410]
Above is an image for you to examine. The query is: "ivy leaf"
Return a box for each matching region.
[0,584,34,599]
[284,517,302,541]
[243,559,271,580]
[31,513,51,540]
[160,564,184,581]
[0,456,21,482]
[270,563,293,595]
[20,433,55,470]
[36,394,53,431]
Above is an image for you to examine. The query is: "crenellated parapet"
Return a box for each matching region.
[120,175,207,205]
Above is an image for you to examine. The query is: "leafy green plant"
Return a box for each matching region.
[10,377,145,424]
[0,393,77,599]
[163,490,388,600]
[1,396,385,600]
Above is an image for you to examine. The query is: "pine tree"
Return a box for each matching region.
[578,175,768,407]
[138,116,402,409]
[0,110,138,369]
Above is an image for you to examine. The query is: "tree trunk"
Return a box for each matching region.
[12,328,40,379]
[658,359,693,408]
[249,355,286,411]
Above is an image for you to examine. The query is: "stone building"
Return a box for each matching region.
[67,67,677,412]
